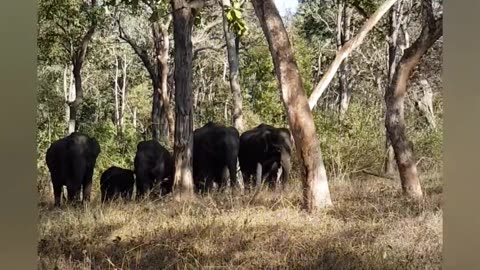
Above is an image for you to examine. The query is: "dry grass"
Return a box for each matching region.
[38,172,442,270]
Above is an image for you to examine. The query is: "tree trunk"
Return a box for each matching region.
[63,64,72,131]
[251,0,333,211]
[337,0,353,119]
[114,53,120,129]
[119,18,171,142]
[385,0,442,199]
[152,83,162,142]
[120,53,128,133]
[171,0,200,199]
[221,0,244,131]
[384,0,404,175]
[308,0,398,110]
[133,107,137,128]
[68,0,97,134]
[153,17,175,143]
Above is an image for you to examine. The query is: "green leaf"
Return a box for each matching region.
[233,9,242,19]
[226,10,233,21]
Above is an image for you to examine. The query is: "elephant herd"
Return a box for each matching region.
[45,122,293,206]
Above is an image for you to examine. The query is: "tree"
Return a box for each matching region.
[251,0,333,211]
[384,0,442,199]
[38,0,100,134]
[336,0,353,119]
[221,0,244,131]
[307,0,398,110]
[115,1,175,142]
[170,0,204,199]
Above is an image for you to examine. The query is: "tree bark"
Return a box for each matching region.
[114,52,120,129]
[251,0,333,211]
[171,0,201,199]
[308,0,398,110]
[337,0,353,119]
[384,0,405,175]
[120,53,128,133]
[221,0,244,131]
[63,64,72,131]
[153,17,175,142]
[385,0,442,199]
[68,0,97,134]
[119,17,173,142]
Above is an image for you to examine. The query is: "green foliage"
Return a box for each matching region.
[224,0,249,36]
[313,102,384,179]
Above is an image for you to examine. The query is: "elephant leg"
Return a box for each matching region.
[135,174,150,200]
[67,184,81,205]
[82,180,92,203]
[241,172,250,191]
[52,182,63,207]
[221,166,230,190]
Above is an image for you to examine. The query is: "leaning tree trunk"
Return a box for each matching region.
[171,0,199,199]
[337,0,353,120]
[308,0,398,110]
[384,0,405,175]
[251,0,333,211]
[221,0,244,131]
[385,0,442,199]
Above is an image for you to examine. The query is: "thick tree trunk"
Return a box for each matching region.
[385,0,442,199]
[251,0,333,211]
[171,0,200,199]
[337,0,353,119]
[221,0,244,131]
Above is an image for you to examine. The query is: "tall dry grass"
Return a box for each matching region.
[38,170,442,270]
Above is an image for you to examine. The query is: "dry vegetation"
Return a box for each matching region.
[38,170,442,270]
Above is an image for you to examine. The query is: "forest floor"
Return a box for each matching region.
[38,172,442,270]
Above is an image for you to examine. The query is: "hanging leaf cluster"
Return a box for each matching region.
[224,0,248,37]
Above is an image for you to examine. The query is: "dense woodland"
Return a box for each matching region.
[37,0,443,268]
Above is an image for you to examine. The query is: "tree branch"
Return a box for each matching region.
[193,44,226,60]
[308,0,398,110]
[117,19,158,86]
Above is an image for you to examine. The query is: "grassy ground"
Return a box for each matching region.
[38,172,442,270]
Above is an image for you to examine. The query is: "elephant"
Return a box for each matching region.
[238,123,292,190]
[193,122,240,192]
[46,132,101,206]
[100,166,135,202]
[134,140,174,199]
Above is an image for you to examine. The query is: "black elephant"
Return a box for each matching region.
[134,140,174,199]
[45,132,101,206]
[238,123,292,190]
[100,166,135,203]
[193,122,240,192]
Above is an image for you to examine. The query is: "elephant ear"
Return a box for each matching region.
[89,137,101,158]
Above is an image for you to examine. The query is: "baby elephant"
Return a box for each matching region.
[100,166,135,203]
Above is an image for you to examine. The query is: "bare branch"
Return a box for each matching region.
[308,0,398,110]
